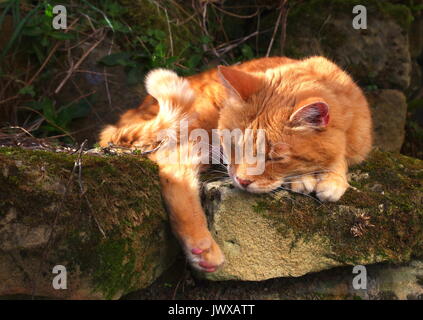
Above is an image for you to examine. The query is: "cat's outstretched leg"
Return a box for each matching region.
[145,68,223,271]
[158,160,224,272]
[100,67,224,272]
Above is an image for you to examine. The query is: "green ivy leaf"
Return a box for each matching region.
[58,101,91,127]
[44,4,53,18]
[241,44,254,60]
[187,54,202,69]
[200,35,211,44]
[127,67,144,85]
[48,32,75,40]
[99,52,135,67]
[42,99,56,122]
[18,85,36,97]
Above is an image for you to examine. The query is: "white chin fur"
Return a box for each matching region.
[229,176,282,194]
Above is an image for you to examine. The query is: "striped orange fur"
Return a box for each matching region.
[99,56,372,272]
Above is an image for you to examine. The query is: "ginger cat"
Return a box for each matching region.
[99,56,372,273]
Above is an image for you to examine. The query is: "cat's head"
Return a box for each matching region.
[217,63,340,193]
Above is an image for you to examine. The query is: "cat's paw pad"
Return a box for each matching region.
[289,175,318,194]
[186,238,224,273]
[315,174,348,202]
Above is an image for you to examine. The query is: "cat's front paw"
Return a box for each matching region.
[185,237,224,273]
[289,174,318,194]
[315,173,348,202]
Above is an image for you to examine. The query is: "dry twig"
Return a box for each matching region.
[55,30,107,94]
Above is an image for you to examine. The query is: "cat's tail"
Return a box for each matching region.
[99,69,195,149]
[145,68,195,120]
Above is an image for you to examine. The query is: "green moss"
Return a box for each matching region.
[252,150,423,265]
[0,147,174,298]
[92,237,137,299]
[118,0,200,58]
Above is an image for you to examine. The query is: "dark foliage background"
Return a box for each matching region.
[0,0,422,158]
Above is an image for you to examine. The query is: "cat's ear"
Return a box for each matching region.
[289,101,329,130]
[217,65,262,100]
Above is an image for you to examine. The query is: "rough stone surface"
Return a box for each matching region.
[367,90,408,152]
[201,150,423,281]
[0,148,422,299]
[361,260,423,300]
[0,147,178,299]
[126,258,423,300]
[202,184,337,280]
[285,3,412,91]
[330,17,411,91]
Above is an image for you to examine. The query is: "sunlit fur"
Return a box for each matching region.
[98,56,372,273]
[219,57,372,195]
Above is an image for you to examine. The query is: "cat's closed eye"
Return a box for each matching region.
[266,155,287,162]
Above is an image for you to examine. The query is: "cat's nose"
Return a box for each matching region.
[237,177,253,188]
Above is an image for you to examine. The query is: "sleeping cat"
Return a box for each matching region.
[99,56,372,273]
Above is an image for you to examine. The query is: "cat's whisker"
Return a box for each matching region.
[201,177,231,184]
[273,185,323,205]
[283,170,331,181]
[207,169,229,176]
[191,141,229,163]
[209,154,227,163]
